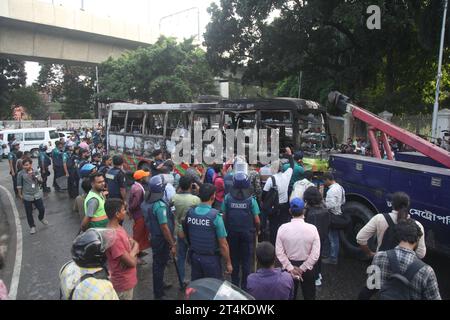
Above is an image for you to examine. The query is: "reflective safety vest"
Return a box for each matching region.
[84,191,107,221]
[185,207,219,255]
[105,167,121,198]
[224,195,255,233]
[142,200,175,239]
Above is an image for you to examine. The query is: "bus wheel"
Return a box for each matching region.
[340,201,377,260]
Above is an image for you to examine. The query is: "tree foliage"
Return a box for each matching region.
[0,59,26,119]
[11,86,47,120]
[204,0,450,114]
[34,63,63,101]
[61,65,95,119]
[97,36,218,103]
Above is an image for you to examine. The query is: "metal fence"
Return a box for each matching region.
[0,119,102,130]
[391,114,433,138]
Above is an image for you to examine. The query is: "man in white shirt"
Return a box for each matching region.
[263,147,294,245]
[322,172,345,265]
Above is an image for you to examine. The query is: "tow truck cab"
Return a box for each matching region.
[329,153,450,258]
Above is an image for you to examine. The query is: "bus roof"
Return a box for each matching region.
[109,98,326,113]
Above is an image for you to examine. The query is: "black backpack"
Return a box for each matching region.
[379,250,426,300]
[262,176,279,217]
[378,214,399,251]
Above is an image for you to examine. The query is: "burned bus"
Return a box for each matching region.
[106,98,333,172]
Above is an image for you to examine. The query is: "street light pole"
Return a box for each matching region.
[431,0,448,141]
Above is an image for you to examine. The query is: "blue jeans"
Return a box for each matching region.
[176,237,188,283]
[151,236,170,298]
[328,229,340,261]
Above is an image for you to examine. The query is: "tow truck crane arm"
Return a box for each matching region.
[328,91,450,169]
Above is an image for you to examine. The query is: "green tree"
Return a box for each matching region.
[0,59,26,119]
[204,0,449,115]
[33,63,63,101]
[11,86,47,119]
[61,65,95,119]
[98,36,218,103]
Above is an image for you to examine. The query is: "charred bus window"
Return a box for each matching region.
[126,111,145,134]
[110,111,126,132]
[144,112,165,136]
[166,111,190,137]
[261,111,293,147]
[298,112,329,152]
[193,112,220,131]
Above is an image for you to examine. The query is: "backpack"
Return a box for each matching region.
[379,250,426,300]
[378,214,399,251]
[262,176,279,217]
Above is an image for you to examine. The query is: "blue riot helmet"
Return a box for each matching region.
[79,163,97,178]
[233,172,250,189]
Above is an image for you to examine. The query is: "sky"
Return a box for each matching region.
[25,0,219,85]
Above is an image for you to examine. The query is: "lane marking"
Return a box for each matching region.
[0,185,22,300]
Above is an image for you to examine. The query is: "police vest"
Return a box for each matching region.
[105,167,121,198]
[66,155,77,172]
[225,195,255,233]
[39,152,51,168]
[53,150,64,168]
[224,173,234,195]
[142,200,175,239]
[185,208,219,255]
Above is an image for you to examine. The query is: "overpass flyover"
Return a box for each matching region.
[0,0,156,64]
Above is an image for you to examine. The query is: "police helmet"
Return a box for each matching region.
[233,172,250,189]
[71,229,116,268]
[147,175,166,203]
[79,163,96,178]
[39,143,48,152]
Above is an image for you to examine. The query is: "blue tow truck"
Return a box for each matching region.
[326,92,450,258]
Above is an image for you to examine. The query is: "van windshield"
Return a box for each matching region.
[49,130,59,139]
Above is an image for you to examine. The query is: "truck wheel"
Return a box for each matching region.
[31,149,39,158]
[340,201,377,260]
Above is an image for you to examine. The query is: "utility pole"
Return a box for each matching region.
[81,0,84,11]
[431,0,448,141]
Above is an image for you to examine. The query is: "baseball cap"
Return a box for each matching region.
[290,198,305,213]
[133,170,150,181]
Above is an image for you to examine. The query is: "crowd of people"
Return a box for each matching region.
[0,130,442,300]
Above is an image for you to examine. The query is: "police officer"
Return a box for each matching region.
[8,141,20,196]
[222,172,260,289]
[38,144,52,193]
[182,183,232,281]
[66,145,79,198]
[52,141,69,192]
[77,148,91,195]
[105,155,127,201]
[98,155,113,177]
[142,175,176,300]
